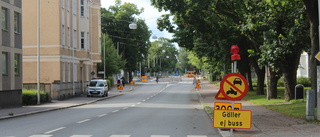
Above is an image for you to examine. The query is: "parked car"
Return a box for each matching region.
[87,79,108,97]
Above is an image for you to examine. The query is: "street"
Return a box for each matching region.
[0,77,221,137]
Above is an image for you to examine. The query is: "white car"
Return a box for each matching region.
[87,79,108,97]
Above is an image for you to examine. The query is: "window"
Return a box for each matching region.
[2,7,8,30]
[62,62,65,82]
[72,0,76,15]
[81,32,85,49]
[73,30,77,48]
[68,63,70,82]
[14,54,20,75]
[2,52,8,75]
[61,0,64,8]
[80,0,84,16]
[67,27,70,47]
[14,12,20,33]
[61,25,65,46]
[73,64,77,82]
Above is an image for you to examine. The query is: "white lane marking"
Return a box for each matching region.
[151,135,170,137]
[76,119,91,124]
[187,136,207,137]
[29,135,52,137]
[131,104,135,107]
[112,110,119,113]
[142,100,146,102]
[44,127,66,134]
[110,135,130,137]
[147,98,150,100]
[123,107,128,109]
[70,135,92,137]
[137,102,141,104]
[98,114,107,117]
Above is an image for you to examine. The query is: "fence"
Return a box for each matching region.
[23,81,86,101]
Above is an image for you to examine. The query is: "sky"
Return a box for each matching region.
[100,0,173,42]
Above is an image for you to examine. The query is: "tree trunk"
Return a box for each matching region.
[303,0,319,106]
[251,59,265,95]
[269,67,281,99]
[281,52,301,102]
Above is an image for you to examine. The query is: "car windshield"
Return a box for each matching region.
[89,81,104,87]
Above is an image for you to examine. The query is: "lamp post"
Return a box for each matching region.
[36,0,41,105]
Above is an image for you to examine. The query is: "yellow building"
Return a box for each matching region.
[22,0,101,99]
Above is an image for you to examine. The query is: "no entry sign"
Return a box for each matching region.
[220,73,248,101]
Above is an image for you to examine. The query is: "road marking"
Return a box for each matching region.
[44,127,66,134]
[187,136,207,137]
[147,98,150,100]
[98,114,107,117]
[112,110,119,113]
[131,105,135,107]
[151,135,170,137]
[137,102,141,104]
[110,135,130,137]
[123,107,128,109]
[29,135,52,137]
[76,119,91,124]
[142,99,146,102]
[70,135,92,137]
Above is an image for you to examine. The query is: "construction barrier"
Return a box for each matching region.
[141,76,147,82]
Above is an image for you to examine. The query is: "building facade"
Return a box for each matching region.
[0,0,22,108]
[22,0,101,99]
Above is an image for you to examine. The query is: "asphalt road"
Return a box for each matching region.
[0,78,221,137]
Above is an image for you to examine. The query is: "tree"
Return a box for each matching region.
[101,0,151,82]
[302,0,319,93]
[148,38,178,75]
[151,0,310,101]
[97,34,125,78]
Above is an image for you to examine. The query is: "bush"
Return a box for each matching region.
[22,89,49,105]
[297,77,311,87]
[106,76,114,89]
[277,77,311,87]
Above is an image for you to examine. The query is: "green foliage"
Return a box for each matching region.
[101,0,151,77]
[22,89,48,105]
[98,34,125,77]
[297,77,311,87]
[106,76,114,89]
[149,38,178,73]
[277,77,311,87]
[244,87,308,119]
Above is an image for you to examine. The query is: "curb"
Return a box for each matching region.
[0,93,123,120]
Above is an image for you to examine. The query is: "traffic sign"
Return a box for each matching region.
[214,102,242,110]
[220,73,248,101]
[315,52,320,61]
[213,110,252,129]
[215,89,227,100]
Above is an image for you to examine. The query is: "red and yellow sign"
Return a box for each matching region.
[213,110,252,129]
[220,73,248,101]
[214,102,242,110]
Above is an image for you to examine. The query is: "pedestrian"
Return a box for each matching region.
[156,75,159,83]
[193,76,196,85]
[121,76,126,87]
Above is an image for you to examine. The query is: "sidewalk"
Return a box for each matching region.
[0,85,134,120]
[197,80,320,137]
